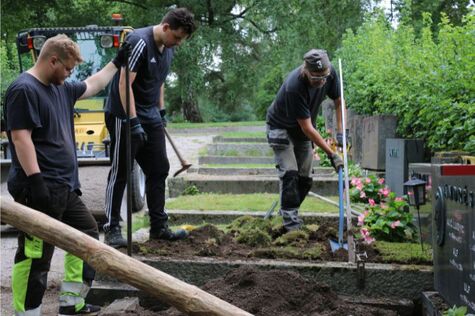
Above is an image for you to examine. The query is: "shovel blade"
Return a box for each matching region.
[329,239,349,252]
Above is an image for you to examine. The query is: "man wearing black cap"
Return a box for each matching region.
[266,49,344,231]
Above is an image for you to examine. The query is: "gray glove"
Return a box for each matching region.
[328,152,344,172]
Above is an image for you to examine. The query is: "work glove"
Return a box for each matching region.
[27,173,50,211]
[328,152,344,172]
[336,129,349,147]
[159,109,167,127]
[130,117,147,148]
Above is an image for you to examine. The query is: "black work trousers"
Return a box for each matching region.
[9,182,98,313]
[104,112,170,232]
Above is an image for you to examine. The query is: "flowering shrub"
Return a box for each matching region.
[357,192,416,244]
[350,175,388,204]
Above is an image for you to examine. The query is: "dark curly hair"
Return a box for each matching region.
[162,8,197,37]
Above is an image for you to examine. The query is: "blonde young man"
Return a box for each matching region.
[4,34,119,315]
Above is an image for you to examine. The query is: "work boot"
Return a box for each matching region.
[58,303,100,315]
[150,225,188,241]
[104,226,127,248]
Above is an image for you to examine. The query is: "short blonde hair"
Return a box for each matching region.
[38,34,83,63]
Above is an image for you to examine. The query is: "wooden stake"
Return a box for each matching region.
[1,198,252,316]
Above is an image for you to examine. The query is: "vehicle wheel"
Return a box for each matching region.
[131,160,146,212]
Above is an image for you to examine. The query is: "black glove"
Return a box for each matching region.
[159,109,167,127]
[130,117,147,147]
[328,152,344,172]
[336,129,349,147]
[27,173,50,211]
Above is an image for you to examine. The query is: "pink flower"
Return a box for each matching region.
[358,211,369,226]
[357,183,364,191]
[361,228,369,237]
[395,197,404,202]
[378,178,385,185]
[360,191,366,198]
[390,220,401,229]
[351,177,358,186]
[364,236,376,244]
[360,228,375,244]
[368,198,376,206]
[379,187,390,197]
[365,177,371,184]
[380,202,388,209]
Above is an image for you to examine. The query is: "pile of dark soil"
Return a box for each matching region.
[149,266,398,316]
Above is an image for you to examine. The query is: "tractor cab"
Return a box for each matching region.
[15,21,132,158]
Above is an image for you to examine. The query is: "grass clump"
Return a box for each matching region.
[375,241,432,263]
[303,245,324,260]
[273,230,309,247]
[228,215,273,247]
[252,247,301,259]
[235,228,272,247]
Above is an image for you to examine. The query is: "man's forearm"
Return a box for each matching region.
[159,84,165,110]
[81,62,118,99]
[11,132,40,176]
[119,69,137,117]
[305,128,333,156]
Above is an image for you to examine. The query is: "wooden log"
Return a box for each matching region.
[1,198,252,316]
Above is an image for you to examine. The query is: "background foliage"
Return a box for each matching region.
[1,0,473,152]
[336,9,475,152]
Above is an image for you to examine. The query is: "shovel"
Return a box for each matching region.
[330,167,348,252]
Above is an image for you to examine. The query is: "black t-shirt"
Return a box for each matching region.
[105,26,174,123]
[4,72,86,191]
[266,65,340,138]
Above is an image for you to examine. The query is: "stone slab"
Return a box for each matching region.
[168,174,338,197]
[207,143,274,157]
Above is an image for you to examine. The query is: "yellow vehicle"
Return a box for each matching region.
[14,20,146,212]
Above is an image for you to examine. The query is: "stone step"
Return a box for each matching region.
[166,210,342,225]
[187,166,334,176]
[198,155,275,165]
[207,143,274,157]
[168,174,338,197]
[212,136,267,143]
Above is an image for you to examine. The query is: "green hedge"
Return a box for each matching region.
[337,11,475,153]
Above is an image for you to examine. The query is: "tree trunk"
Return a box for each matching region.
[1,198,252,316]
[181,88,202,122]
[182,99,203,123]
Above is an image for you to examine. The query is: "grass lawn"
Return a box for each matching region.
[166,193,339,213]
[168,121,265,129]
[375,241,432,262]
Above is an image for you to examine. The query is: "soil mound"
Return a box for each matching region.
[155,266,397,316]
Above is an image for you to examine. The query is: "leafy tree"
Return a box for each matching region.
[337,10,475,153]
[393,0,471,34]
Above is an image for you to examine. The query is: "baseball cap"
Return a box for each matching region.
[303,49,331,72]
